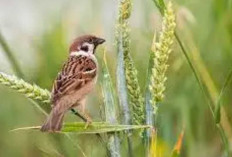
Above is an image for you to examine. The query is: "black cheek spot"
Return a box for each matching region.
[80,46,89,52]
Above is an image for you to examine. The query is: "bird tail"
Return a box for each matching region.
[40,108,65,132]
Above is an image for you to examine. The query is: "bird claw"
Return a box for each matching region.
[84,119,92,129]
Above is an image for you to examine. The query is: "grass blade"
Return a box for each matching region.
[102,50,121,156]
[11,122,151,134]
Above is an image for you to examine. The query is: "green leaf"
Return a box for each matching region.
[11,122,151,134]
[102,51,118,124]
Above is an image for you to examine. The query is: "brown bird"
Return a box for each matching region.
[41,35,105,132]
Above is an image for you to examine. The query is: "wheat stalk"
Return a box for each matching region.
[0,72,51,104]
[149,2,176,113]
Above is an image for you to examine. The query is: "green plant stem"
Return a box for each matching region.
[215,68,232,123]
[28,99,48,116]
[145,92,154,157]
[175,32,215,116]
[117,42,131,125]
[217,124,230,157]
[0,31,24,78]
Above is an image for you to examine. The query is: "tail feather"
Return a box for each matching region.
[40,109,64,132]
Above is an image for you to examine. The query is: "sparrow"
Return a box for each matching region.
[41,35,105,132]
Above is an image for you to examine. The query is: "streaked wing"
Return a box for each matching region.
[51,55,97,104]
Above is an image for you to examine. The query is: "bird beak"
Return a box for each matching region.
[95,38,105,45]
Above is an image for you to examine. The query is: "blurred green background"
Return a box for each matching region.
[0,0,232,156]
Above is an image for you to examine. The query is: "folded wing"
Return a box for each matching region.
[51,55,97,105]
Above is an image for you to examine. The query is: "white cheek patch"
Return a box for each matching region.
[79,42,94,54]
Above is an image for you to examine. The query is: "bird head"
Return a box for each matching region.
[69,35,105,55]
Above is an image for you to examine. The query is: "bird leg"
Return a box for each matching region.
[70,108,87,122]
[72,99,92,129]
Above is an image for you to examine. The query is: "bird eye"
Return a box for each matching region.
[89,38,93,43]
[80,46,89,52]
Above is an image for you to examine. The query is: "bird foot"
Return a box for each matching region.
[84,118,92,129]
